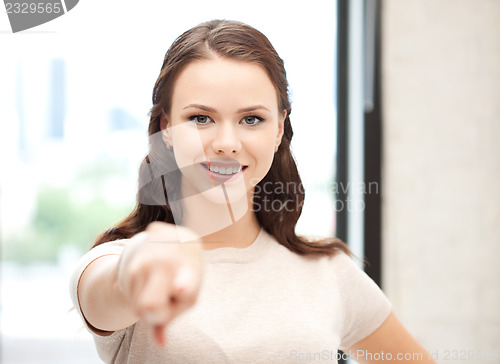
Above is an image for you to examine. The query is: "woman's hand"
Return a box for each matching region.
[117,222,204,346]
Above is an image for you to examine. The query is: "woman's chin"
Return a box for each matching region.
[199,183,248,205]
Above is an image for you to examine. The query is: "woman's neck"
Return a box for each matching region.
[198,211,261,250]
[179,182,261,250]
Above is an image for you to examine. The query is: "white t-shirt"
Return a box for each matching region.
[70,228,391,363]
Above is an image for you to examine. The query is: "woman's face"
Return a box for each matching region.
[162,56,285,205]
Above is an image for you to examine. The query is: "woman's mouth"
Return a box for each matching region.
[200,160,247,183]
[207,164,242,174]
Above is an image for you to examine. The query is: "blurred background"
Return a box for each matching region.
[0,1,338,363]
[1,0,499,363]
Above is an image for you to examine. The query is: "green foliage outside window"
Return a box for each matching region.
[3,160,135,264]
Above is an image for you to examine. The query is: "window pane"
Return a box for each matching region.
[0,2,337,362]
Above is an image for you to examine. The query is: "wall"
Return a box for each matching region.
[381,0,500,361]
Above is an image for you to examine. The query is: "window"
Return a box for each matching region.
[0,2,339,362]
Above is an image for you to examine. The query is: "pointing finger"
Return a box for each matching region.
[154,324,167,347]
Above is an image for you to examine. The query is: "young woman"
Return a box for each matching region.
[70,20,435,363]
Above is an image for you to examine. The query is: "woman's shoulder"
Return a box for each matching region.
[267,231,349,259]
[87,231,148,256]
[264,231,354,271]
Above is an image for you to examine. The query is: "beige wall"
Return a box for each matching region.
[381,0,500,362]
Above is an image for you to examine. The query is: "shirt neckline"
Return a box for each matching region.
[202,228,271,264]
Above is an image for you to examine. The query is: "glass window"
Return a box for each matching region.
[0,2,337,362]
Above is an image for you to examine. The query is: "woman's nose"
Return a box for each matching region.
[211,123,241,155]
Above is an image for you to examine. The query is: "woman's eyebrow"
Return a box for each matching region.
[237,105,271,113]
[182,104,271,113]
[183,104,216,112]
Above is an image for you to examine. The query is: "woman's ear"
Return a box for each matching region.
[275,110,287,152]
[161,110,173,149]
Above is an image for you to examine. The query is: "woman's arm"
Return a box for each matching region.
[346,312,437,363]
[77,222,203,344]
[78,254,138,335]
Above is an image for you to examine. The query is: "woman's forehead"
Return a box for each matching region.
[171,57,279,113]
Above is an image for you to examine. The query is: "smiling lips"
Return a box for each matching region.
[201,159,247,183]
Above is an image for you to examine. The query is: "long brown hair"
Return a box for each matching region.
[93,20,349,256]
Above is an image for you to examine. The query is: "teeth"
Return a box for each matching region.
[208,165,242,175]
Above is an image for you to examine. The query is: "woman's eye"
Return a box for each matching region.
[242,116,263,125]
[189,115,212,124]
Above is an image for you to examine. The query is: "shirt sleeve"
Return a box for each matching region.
[68,239,126,333]
[335,252,392,351]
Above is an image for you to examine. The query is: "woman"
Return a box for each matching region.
[70,20,435,363]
